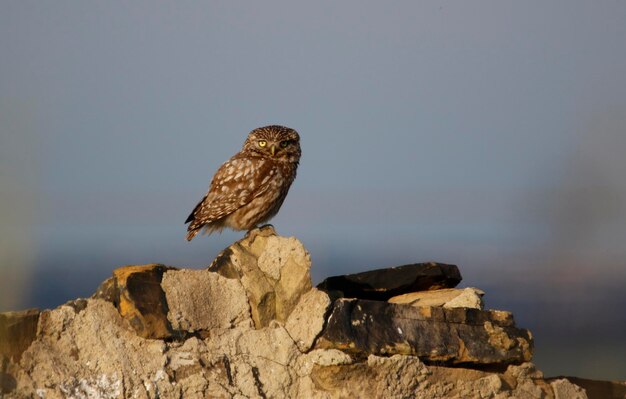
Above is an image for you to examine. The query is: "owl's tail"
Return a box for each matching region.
[186,227,200,241]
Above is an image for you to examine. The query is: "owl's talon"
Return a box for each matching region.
[245,224,276,241]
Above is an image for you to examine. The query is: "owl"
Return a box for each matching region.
[185,125,301,241]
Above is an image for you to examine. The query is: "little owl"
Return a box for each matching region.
[185,125,301,241]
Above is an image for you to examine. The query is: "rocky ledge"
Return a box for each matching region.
[1,227,625,398]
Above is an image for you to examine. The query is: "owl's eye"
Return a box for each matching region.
[280,141,289,148]
[258,140,267,147]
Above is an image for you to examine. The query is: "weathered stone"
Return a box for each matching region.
[317,262,462,301]
[425,362,556,399]
[297,349,354,372]
[209,225,312,328]
[0,308,40,362]
[315,298,533,366]
[93,263,177,339]
[0,284,599,399]
[285,288,332,352]
[389,287,484,309]
[0,231,617,399]
[551,378,588,399]
[444,287,484,309]
[91,276,117,304]
[310,354,429,398]
[161,269,253,332]
[63,298,89,313]
[551,376,626,399]
[11,300,173,399]
[198,322,303,398]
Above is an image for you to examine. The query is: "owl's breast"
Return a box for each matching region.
[275,161,297,184]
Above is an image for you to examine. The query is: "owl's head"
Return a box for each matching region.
[242,125,301,163]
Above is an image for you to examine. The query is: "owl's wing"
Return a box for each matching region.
[185,155,275,226]
[184,196,206,224]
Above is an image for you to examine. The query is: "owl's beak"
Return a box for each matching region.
[270,145,276,156]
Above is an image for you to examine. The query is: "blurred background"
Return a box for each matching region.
[1,1,625,380]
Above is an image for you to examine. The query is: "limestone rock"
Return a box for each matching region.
[10,300,173,398]
[0,230,614,399]
[315,298,533,365]
[310,354,429,398]
[298,349,354,371]
[445,287,484,309]
[0,295,594,399]
[93,263,177,339]
[209,225,312,328]
[162,269,253,332]
[317,262,462,301]
[389,287,485,309]
[424,362,556,399]
[0,308,40,362]
[285,288,332,352]
[4,299,302,399]
[551,378,588,399]
[550,376,626,399]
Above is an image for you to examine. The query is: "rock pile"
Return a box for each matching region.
[1,226,624,398]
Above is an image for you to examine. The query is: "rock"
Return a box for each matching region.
[209,225,312,328]
[0,230,614,399]
[389,287,485,309]
[551,378,588,399]
[298,349,354,370]
[161,269,253,332]
[0,293,594,399]
[12,300,173,399]
[314,298,533,366]
[93,263,177,339]
[0,308,40,362]
[444,287,484,309]
[285,288,332,352]
[310,354,429,399]
[317,262,462,301]
[550,376,626,399]
[425,362,556,399]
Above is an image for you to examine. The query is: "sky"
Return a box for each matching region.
[1,1,626,380]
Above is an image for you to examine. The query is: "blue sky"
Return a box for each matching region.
[2,1,626,379]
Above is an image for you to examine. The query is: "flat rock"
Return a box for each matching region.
[317,262,462,301]
[314,298,533,366]
[0,309,40,362]
[92,263,177,339]
[551,378,588,399]
[162,269,253,332]
[209,225,312,328]
[389,287,485,309]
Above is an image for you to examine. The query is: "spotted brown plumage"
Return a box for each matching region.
[185,125,301,241]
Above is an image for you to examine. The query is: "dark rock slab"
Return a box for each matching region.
[314,299,533,366]
[0,308,40,362]
[92,264,177,339]
[317,262,462,301]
